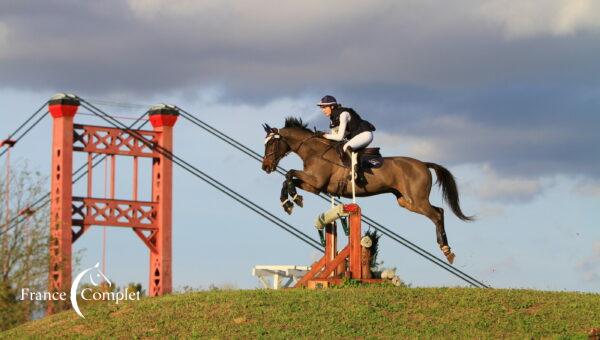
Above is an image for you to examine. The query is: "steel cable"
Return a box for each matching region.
[0,111,149,237]
[79,100,323,253]
[175,107,489,288]
[0,102,49,158]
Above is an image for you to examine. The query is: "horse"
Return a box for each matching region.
[261,117,474,264]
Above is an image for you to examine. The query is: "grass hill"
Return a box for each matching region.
[2,286,599,338]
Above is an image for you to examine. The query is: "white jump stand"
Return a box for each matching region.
[252,265,310,289]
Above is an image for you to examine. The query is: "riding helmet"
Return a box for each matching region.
[317,95,338,107]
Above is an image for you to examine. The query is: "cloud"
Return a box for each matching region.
[474,164,544,203]
[2,0,598,97]
[573,178,600,197]
[476,204,506,219]
[576,240,600,283]
[373,131,441,160]
[0,0,599,189]
[126,0,218,19]
[0,21,7,58]
[476,0,600,39]
[368,100,599,178]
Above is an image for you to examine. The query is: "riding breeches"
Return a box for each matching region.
[343,131,373,152]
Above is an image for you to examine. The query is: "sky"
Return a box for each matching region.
[0,0,598,293]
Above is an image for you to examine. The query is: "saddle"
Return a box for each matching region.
[335,144,384,169]
[358,147,384,169]
[332,144,384,195]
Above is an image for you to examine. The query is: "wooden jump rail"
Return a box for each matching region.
[295,203,383,288]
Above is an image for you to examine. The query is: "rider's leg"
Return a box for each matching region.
[342,131,373,152]
[343,132,373,185]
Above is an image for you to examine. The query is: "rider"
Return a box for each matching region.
[317,95,376,184]
[317,95,375,157]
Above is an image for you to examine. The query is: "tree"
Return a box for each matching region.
[0,164,50,330]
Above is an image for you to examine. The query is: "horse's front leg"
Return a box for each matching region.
[279,170,325,214]
[280,180,294,215]
[286,171,304,208]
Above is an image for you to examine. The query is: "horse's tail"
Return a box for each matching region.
[426,162,474,222]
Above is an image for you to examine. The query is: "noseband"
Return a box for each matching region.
[264,132,289,164]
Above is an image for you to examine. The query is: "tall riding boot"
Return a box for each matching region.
[346,147,367,186]
[355,167,367,186]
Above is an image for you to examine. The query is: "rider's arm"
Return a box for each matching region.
[324,111,350,141]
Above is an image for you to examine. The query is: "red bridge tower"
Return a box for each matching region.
[47,93,178,313]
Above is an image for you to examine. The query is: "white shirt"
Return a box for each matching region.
[324,111,350,141]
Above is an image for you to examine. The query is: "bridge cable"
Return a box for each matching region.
[0,102,49,159]
[176,109,487,288]
[0,111,150,238]
[175,107,489,288]
[78,100,323,253]
[1,105,323,253]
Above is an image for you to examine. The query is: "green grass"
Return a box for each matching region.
[2,286,599,338]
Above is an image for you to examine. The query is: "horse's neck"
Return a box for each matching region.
[285,130,332,163]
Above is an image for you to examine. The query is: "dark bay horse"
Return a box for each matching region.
[261,117,473,264]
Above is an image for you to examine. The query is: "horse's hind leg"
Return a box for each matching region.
[431,206,455,264]
[397,196,456,264]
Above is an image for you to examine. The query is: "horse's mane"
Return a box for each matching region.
[283,116,338,147]
[284,117,312,133]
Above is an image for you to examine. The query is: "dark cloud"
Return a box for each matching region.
[1,0,599,182]
[338,82,600,178]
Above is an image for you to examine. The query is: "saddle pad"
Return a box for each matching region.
[360,155,384,169]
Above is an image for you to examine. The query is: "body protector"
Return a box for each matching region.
[329,107,376,140]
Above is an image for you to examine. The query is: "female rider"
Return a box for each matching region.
[317,95,375,156]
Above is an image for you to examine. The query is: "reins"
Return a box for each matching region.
[266,130,344,168]
[291,133,346,168]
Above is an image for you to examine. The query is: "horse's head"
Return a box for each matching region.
[262,123,291,173]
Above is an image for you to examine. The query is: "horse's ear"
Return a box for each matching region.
[263,124,271,133]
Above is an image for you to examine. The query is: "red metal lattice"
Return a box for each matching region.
[73,124,159,157]
[72,197,157,229]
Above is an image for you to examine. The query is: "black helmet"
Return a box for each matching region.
[317,95,339,107]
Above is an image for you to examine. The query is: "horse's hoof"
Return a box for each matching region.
[283,201,294,215]
[445,252,456,264]
[441,246,456,264]
[293,195,303,207]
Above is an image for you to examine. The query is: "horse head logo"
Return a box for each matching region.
[70,262,111,318]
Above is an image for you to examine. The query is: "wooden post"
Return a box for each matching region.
[361,246,372,279]
[344,204,362,279]
[325,222,337,277]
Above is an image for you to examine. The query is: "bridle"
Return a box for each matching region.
[264,131,290,164]
[265,125,334,171]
